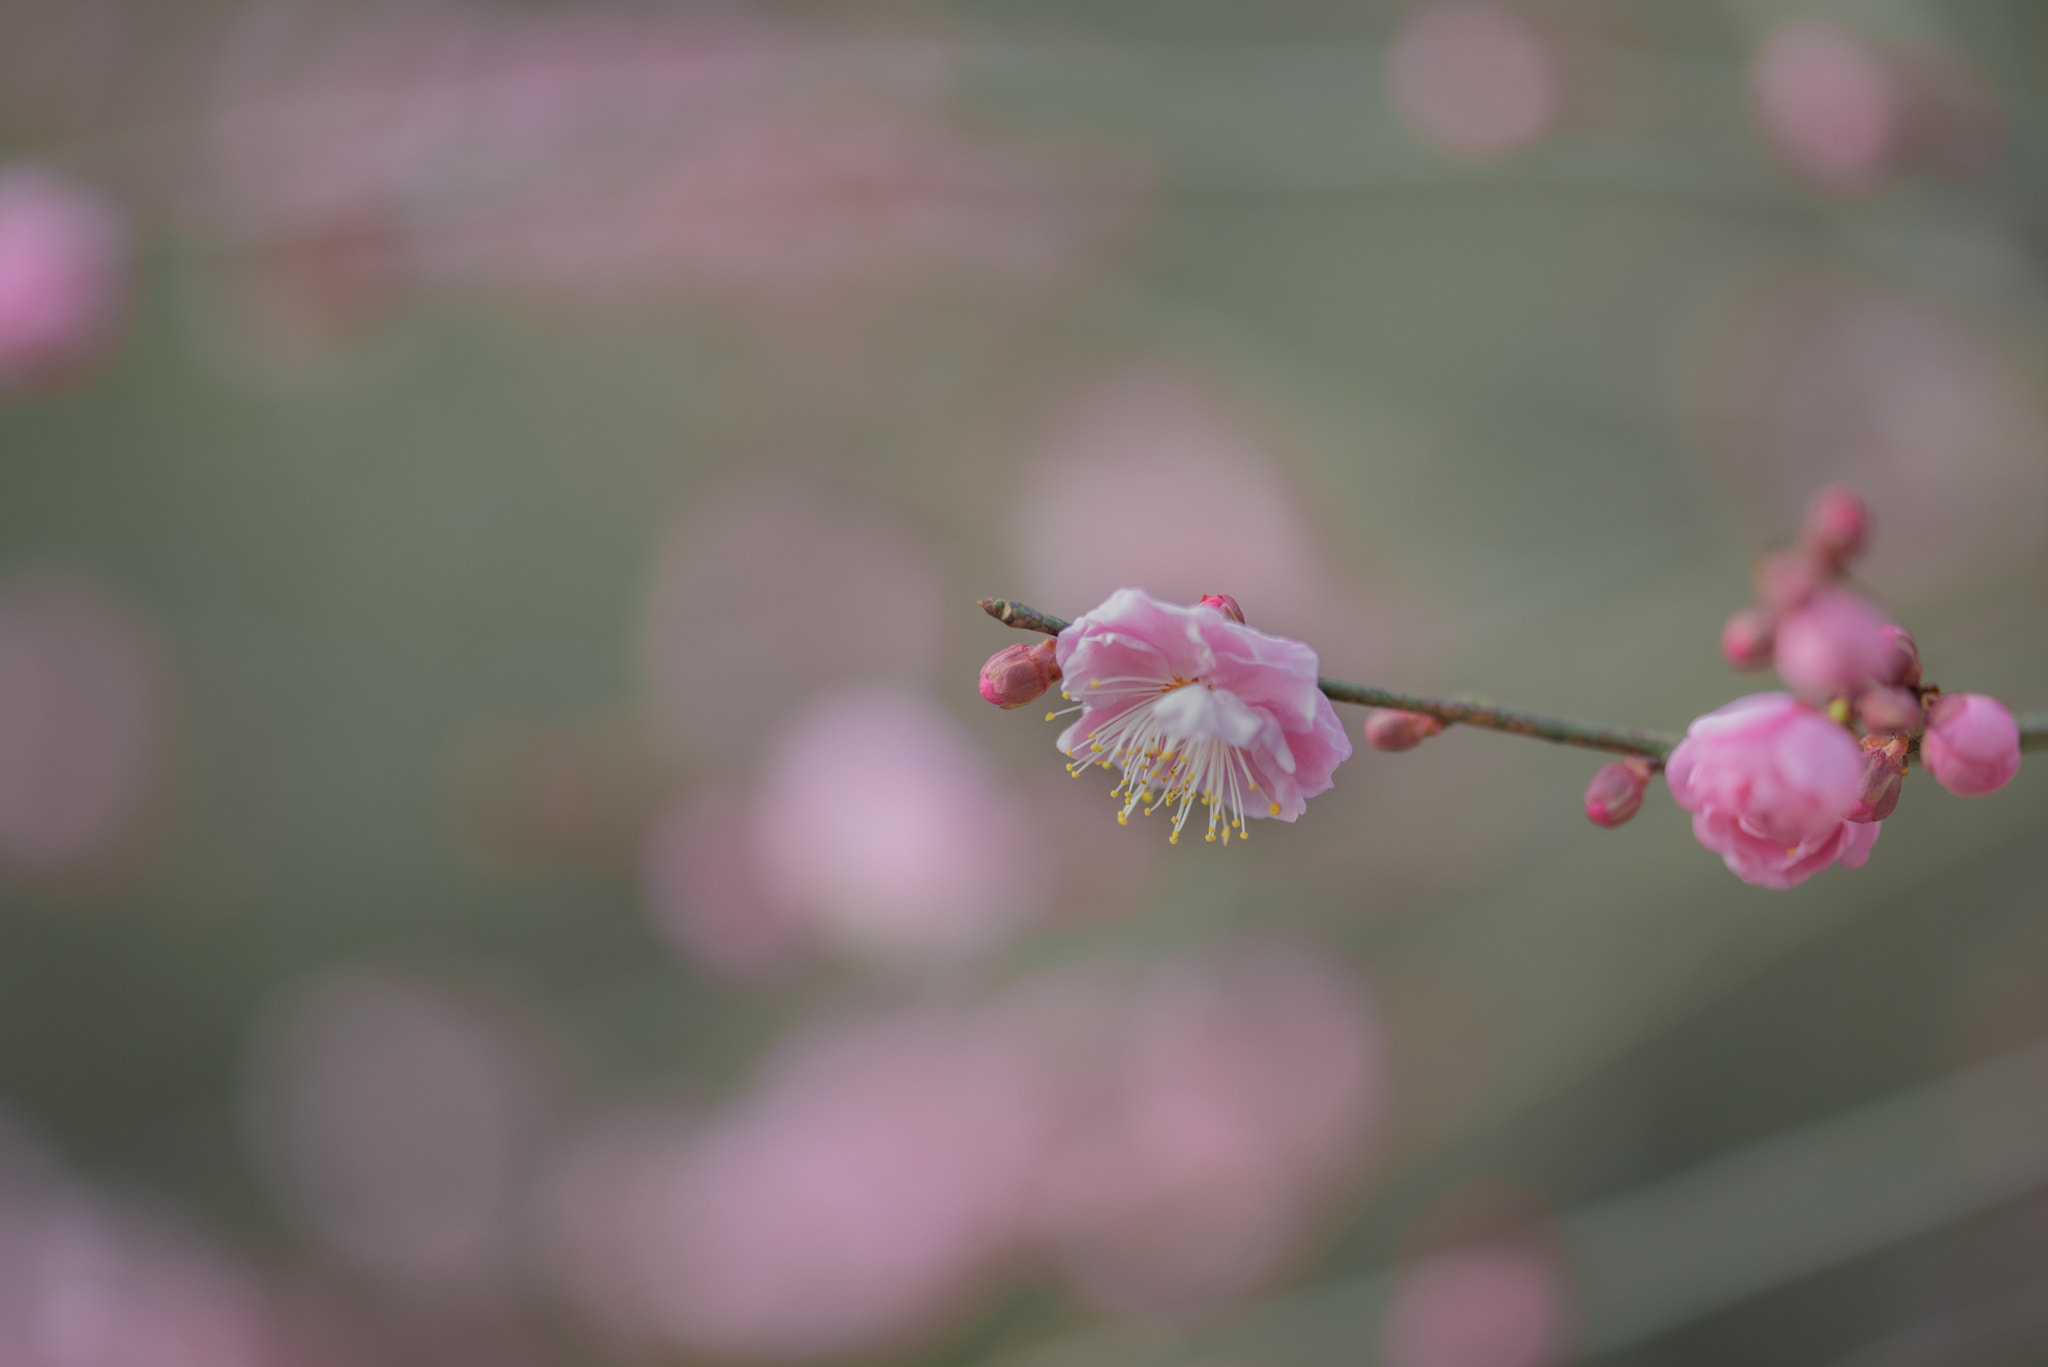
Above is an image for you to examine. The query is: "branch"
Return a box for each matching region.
[979,598,1681,760]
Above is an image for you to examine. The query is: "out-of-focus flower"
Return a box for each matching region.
[1921,694,2020,798]
[0,166,125,392]
[1877,623,1921,689]
[978,639,1061,710]
[1381,1247,1571,1367]
[641,792,809,983]
[1013,368,1399,657]
[546,1009,1056,1361]
[1365,709,1446,754]
[641,480,945,769]
[0,570,167,882]
[1685,279,2048,597]
[1800,483,1870,570]
[1854,684,1921,738]
[244,971,547,1288]
[1053,589,1351,843]
[1719,605,1777,672]
[199,8,1139,341]
[1035,945,1383,1317]
[752,690,1031,965]
[1665,693,1877,889]
[1847,736,1907,824]
[1772,588,1896,703]
[1582,757,1651,829]
[1387,2,1560,160]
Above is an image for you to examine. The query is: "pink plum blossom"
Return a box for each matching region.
[1387,3,1561,161]
[1582,758,1651,829]
[1665,693,1879,889]
[1922,693,2021,797]
[1753,22,1898,192]
[1053,589,1351,843]
[1772,588,1897,703]
[978,639,1061,710]
[0,166,125,390]
[752,690,1031,964]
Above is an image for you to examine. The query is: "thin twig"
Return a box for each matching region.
[979,598,2048,762]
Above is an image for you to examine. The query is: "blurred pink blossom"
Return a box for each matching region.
[1921,693,2020,798]
[1772,588,1896,704]
[0,570,167,881]
[1665,693,1878,889]
[1387,3,1561,160]
[751,689,1032,966]
[200,7,1137,335]
[547,1009,1057,1360]
[640,479,945,769]
[0,166,125,392]
[640,791,807,982]
[1753,22,1898,192]
[1035,945,1383,1317]
[1685,279,2048,596]
[1014,367,1396,657]
[244,971,548,1288]
[1381,1247,1571,1367]
[1054,589,1352,841]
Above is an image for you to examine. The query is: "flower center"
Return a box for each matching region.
[1062,675,1278,844]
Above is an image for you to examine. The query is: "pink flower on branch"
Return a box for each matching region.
[1051,589,1351,844]
[1665,693,1879,889]
[1922,693,2021,797]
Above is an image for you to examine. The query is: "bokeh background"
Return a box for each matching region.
[1,1,2046,1364]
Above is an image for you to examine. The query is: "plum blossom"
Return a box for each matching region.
[1665,693,1880,889]
[1051,589,1351,844]
[1922,693,2021,797]
[0,166,126,390]
[1772,587,1897,703]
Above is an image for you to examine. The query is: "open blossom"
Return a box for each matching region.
[1051,589,1350,844]
[1922,693,2021,797]
[1665,693,1880,889]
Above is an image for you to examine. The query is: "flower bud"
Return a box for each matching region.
[1855,684,1922,737]
[1877,623,1920,689]
[1801,484,1871,570]
[1198,593,1246,624]
[1584,757,1653,828]
[1364,709,1445,752]
[1754,549,1824,611]
[977,639,1061,710]
[1922,693,2021,797]
[1773,588,1897,703]
[1720,605,1778,672]
[1846,736,1906,823]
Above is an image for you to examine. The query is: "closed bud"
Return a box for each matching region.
[1720,605,1778,672]
[1922,693,2021,797]
[1754,549,1825,610]
[1584,757,1654,828]
[1364,708,1445,752]
[1198,593,1246,624]
[1855,684,1921,737]
[1801,484,1871,570]
[1846,735,1906,823]
[977,639,1061,709]
[1878,623,1920,688]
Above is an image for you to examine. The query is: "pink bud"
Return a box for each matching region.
[1584,757,1653,828]
[1847,736,1906,822]
[1754,549,1825,611]
[1364,709,1445,752]
[1855,684,1922,736]
[1921,693,2021,797]
[1801,484,1871,569]
[1877,623,1920,689]
[1198,593,1246,624]
[977,640,1061,710]
[1720,605,1778,672]
[1773,588,1897,702]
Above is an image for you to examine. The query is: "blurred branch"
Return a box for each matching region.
[980,597,1681,761]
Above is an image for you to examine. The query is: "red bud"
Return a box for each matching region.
[977,639,1061,709]
[1720,605,1778,672]
[1364,709,1445,752]
[1802,484,1871,570]
[1584,757,1654,828]
[1198,594,1246,624]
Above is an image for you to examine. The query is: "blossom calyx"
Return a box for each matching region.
[1364,709,1446,753]
[1921,693,2021,797]
[1801,484,1871,571]
[1855,685,1922,737]
[1198,593,1247,624]
[1847,736,1906,823]
[1720,605,1777,672]
[978,639,1062,710]
[1584,757,1653,828]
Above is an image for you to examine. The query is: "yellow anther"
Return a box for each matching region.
[1169,833,1179,844]
[1090,679,1100,688]
[1205,832,1216,842]
[1045,712,1058,721]
[1117,813,1128,825]
[1090,743,1102,752]
[1248,781,1258,791]
[1268,802,1281,816]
